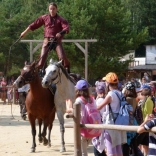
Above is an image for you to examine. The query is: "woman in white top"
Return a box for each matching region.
[97,72,125,156]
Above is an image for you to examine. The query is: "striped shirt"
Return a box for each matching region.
[144,118,156,156]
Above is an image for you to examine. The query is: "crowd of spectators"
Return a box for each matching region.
[85,72,156,156]
[0,76,19,104]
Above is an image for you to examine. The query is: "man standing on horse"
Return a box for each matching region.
[20,2,70,73]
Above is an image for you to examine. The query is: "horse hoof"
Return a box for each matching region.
[47,144,51,148]
[22,115,27,120]
[60,147,66,152]
[30,148,35,153]
[43,142,48,146]
[38,138,43,143]
[43,140,48,146]
[23,116,26,120]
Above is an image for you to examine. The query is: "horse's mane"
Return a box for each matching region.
[58,64,76,85]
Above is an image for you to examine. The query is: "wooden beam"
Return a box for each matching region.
[32,43,42,54]
[20,39,97,80]
[74,43,85,54]
[21,39,97,43]
[65,123,156,133]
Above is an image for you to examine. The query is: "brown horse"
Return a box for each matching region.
[14,61,55,152]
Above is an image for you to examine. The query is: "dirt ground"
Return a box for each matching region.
[0,101,94,156]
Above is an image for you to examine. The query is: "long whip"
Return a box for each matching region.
[8,37,22,119]
[8,37,22,61]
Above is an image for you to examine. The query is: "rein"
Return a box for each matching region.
[38,37,57,70]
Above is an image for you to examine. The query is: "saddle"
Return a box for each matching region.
[69,73,82,82]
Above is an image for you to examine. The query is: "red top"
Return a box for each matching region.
[1,81,7,91]
[29,14,69,39]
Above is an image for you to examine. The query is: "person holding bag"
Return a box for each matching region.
[66,80,101,156]
[97,72,126,156]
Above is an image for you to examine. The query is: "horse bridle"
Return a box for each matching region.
[21,66,36,83]
[50,65,62,85]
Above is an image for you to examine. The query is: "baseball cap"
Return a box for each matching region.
[96,82,105,93]
[137,85,151,92]
[125,81,135,90]
[142,85,151,90]
[102,77,106,81]
[75,80,88,90]
[105,72,118,83]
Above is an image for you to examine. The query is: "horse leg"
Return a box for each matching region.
[20,93,27,120]
[38,119,43,143]
[19,93,23,117]
[47,124,52,147]
[47,112,55,147]
[57,110,66,152]
[29,116,36,152]
[41,121,48,146]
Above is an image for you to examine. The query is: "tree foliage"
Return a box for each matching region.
[0,0,151,82]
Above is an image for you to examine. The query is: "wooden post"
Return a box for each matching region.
[13,87,16,104]
[73,104,81,156]
[30,42,33,62]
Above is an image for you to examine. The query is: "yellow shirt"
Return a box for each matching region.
[142,97,153,119]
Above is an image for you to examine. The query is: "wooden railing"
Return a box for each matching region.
[65,104,156,156]
[129,60,139,68]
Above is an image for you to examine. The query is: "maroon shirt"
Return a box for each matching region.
[29,14,69,38]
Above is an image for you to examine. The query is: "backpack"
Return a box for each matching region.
[113,90,134,125]
[78,96,102,138]
[134,104,143,125]
[134,97,150,125]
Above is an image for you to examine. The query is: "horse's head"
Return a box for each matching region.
[13,76,26,88]
[42,59,62,88]
[20,61,37,83]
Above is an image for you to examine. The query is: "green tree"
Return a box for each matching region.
[0,0,148,82]
[58,0,148,80]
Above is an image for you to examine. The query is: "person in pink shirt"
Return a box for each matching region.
[20,2,70,73]
[1,77,7,104]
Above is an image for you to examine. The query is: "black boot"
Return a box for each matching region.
[39,69,45,78]
[65,67,70,74]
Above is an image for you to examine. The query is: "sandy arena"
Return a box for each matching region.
[0,101,93,156]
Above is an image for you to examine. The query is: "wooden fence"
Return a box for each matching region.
[65,104,156,156]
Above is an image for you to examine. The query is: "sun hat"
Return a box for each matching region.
[125,81,135,90]
[96,82,105,93]
[105,72,118,83]
[75,80,88,90]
